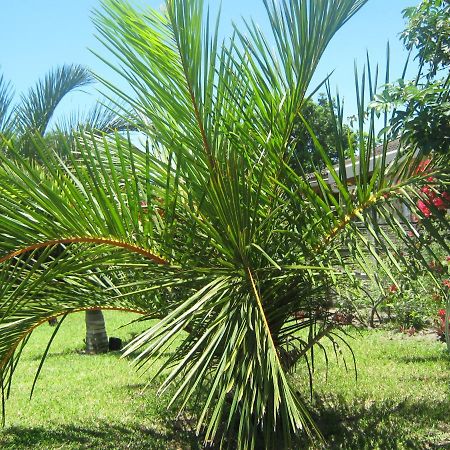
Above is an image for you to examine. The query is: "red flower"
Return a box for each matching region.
[443,279,450,289]
[429,261,443,273]
[432,197,446,210]
[432,292,441,302]
[427,188,437,200]
[417,200,431,217]
[446,256,450,262]
[438,309,447,318]
[442,191,450,208]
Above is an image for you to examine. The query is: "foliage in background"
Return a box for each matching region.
[0,64,131,159]
[370,0,450,155]
[290,94,356,171]
[365,0,450,347]
[371,77,450,155]
[401,0,450,78]
[0,1,449,449]
[339,188,450,338]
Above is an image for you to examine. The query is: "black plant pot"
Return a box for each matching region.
[109,337,123,351]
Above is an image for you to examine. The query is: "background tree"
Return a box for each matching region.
[291,94,356,171]
[0,64,132,354]
[371,0,450,155]
[0,65,94,157]
[401,0,450,78]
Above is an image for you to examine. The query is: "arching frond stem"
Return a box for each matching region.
[0,237,168,265]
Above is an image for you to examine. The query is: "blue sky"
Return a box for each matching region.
[1,0,419,122]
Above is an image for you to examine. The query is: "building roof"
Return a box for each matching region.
[308,140,400,192]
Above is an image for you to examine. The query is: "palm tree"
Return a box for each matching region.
[1,64,94,151]
[0,64,131,354]
[0,0,448,448]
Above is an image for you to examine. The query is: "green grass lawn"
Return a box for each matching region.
[295,330,450,449]
[0,312,449,449]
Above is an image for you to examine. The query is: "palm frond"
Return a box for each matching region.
[15,64,94,136]
[0,74,14,135]
[54,99,136,135]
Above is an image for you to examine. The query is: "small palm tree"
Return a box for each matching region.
[0,64,132,354]
[0,0,448,448]
[0,64,94,148]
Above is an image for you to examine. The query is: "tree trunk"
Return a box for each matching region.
[85,310,109,354]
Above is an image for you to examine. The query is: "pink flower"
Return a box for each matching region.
[432,197,446,210]
[420,185,439,202]
[428,189,437,200]
[443,279,450,289]
[407,230,415,237]
[417,200,431,217]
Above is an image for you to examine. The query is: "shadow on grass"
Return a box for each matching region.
[394,352,450,365]
[297,393,450,449]
[2,393,449,450]
[0,419,203,450]
[30,346,177,363]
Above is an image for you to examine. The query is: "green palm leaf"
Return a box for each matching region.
[0,74,14,135]
[15,64,94,136]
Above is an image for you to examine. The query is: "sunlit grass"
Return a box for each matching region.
[1,312,197,450]
[1,314,449,449]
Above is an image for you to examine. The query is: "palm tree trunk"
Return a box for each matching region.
[85,310,109,354]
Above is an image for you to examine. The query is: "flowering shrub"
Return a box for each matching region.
[376,250,450,334]
[383,282,429,331]
[436,275,450,343]
[341,164,449,335]
[415,159,450,218]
